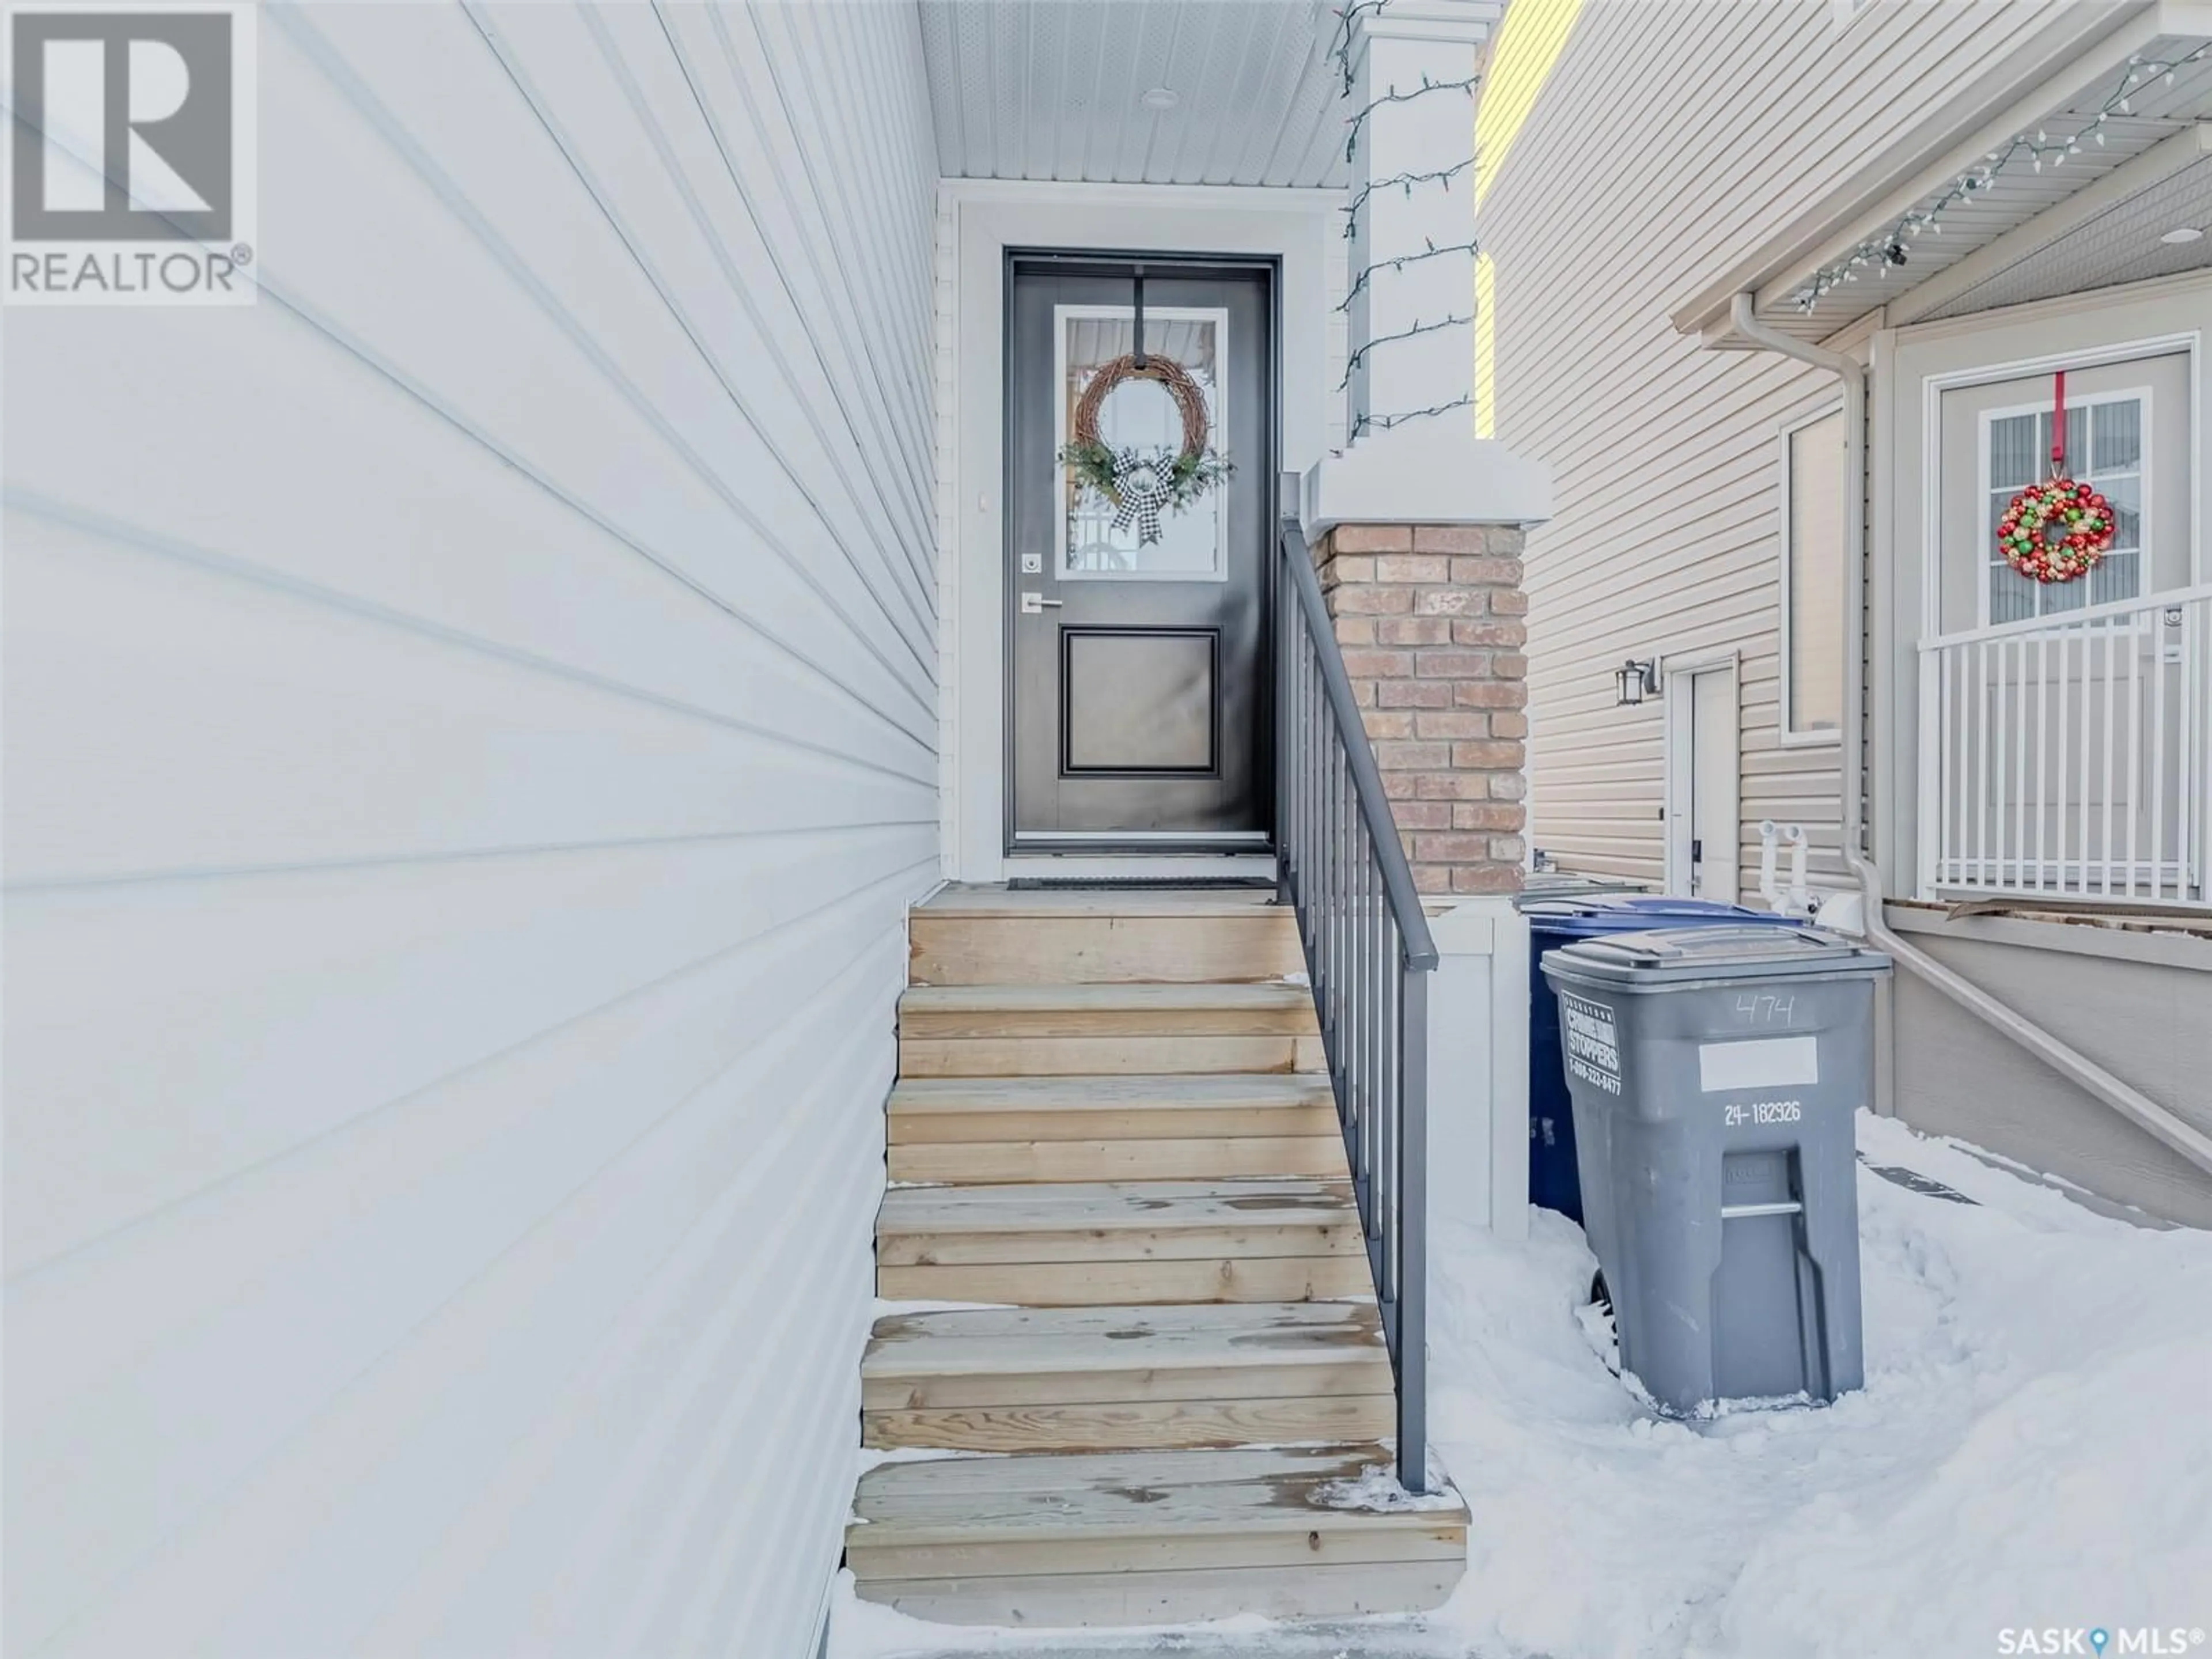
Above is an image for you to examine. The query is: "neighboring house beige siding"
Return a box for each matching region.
[3,6,938,1655]
[1480,0,2114,896]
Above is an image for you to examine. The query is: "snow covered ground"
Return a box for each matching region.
[831,1113,2212,1659]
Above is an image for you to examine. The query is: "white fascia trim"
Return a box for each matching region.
[938,177,1348,212]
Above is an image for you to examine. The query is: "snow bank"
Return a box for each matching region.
[1430,1113,2212,1659]
[830,1113,2212,1658]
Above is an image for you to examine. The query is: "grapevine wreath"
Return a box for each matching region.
[1056,351,1231,545]
[1997,370,2115,585]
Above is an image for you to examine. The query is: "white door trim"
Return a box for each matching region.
[937,180,1340,884]
[1661,649,1740,899]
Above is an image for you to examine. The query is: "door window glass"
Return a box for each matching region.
[1056,305,1229,581]
[1986,395,2143,622]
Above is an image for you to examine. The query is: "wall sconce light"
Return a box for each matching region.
[1615,658,1660,707]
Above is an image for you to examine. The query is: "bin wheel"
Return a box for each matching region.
[1589,1270,1611,1313]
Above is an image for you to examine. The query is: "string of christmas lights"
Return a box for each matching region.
[1327,0,1391,94]
[1796,44,2212,311]
[1355,395,1474,436]
[1343,72,1480,162]
[1340,313,1475,388]
[1339,236,1482,305]
[1327,0,1483,438]
[1342,158,1474,232]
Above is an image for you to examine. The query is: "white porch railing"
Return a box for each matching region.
[1918,584,2212,907]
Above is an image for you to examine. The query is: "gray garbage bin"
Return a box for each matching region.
[1540,925,1891,1415]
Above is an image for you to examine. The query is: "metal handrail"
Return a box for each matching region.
[1274,512,1438,1494]
[1278,521,1439,969]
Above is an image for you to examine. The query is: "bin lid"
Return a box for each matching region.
[1540,925,1891,988]
[1514,873,1652,904]
[1520,894,1805,938]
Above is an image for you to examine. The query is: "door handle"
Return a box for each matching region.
[1020,591,1064,613]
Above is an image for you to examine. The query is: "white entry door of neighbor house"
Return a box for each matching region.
[1665,657,1740,902]
[1927,348,2197,896]
[1934,351,2192,631]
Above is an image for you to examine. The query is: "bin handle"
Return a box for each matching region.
[1719,1200,1804,1220]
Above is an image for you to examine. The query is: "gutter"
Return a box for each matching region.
[1723,293,2212,1180]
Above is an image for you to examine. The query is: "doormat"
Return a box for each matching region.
[1006,877,1279,891]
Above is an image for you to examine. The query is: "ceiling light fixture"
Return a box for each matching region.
[2160,225,2203,244]
[1140,86,1179,111]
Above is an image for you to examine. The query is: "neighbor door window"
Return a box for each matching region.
[1983,392,2145,622]
[1932,348,2185,637]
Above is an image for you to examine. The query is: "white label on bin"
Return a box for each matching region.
[1699,1035,1819,1093]
[1560,993,1622,1096]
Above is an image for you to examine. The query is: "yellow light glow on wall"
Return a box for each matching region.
[1474,251,1497,438]
[1475,0,1584,207]
[1474,0,1584,437]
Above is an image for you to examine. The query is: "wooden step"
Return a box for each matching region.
[846,1444,1467,1626]
[910,887,1303,985]
[899,983,1322,1079]
[862,1301,1393,1453]
[874,1180,1372,1305]
[887,1073,1345,1184]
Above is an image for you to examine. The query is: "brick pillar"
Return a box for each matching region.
[1313,522,1529,897]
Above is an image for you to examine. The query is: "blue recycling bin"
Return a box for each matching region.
[1520,895,1805,1222]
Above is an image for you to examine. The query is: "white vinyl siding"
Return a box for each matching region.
[1786,409,1848,737]
[1484,0,2103,896]
[2,6,937,1657]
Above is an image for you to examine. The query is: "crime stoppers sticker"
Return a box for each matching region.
[1560,993,1622,1096]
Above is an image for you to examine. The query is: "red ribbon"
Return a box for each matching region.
[2051,369,2066,473]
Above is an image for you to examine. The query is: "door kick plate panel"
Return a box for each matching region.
[1060,627,1219,776]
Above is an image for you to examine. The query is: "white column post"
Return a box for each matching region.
[1302,0,1547,535]
[1318,2,1546,1249]
[1342,0,1492,441]
[1423,900,1531,1248]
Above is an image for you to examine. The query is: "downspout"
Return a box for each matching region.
[1725,293,2212,1179]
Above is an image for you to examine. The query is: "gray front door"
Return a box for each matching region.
[1006,257,1274,851]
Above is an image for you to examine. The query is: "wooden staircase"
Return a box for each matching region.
[847,885,1468,1628]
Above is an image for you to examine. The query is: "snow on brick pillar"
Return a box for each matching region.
[1313,522,1529,896]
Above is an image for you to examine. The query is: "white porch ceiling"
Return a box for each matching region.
[1691,30,2212,342]
[915,0,1351,187]
[1910,131,2212,322]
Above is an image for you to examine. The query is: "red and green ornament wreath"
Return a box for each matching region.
[1997,370,2115,585]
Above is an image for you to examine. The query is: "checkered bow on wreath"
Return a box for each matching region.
[1056,353,1232,546]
